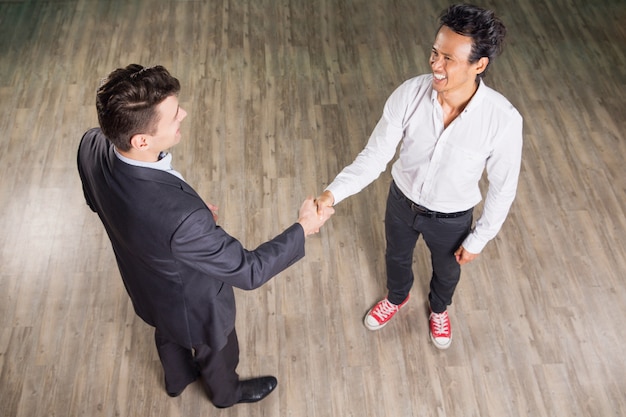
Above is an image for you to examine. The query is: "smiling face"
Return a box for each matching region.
[429,25,488,100]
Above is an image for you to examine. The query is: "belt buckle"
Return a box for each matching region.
[411,202,432,216]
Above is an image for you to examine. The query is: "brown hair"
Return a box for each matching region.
[96,64,181,151]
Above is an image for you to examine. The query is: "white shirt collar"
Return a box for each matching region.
[113,148,185,180]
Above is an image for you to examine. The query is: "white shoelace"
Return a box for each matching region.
[374,300,398,320]
[431,312,450,335]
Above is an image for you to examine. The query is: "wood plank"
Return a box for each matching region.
[0,0,625,416]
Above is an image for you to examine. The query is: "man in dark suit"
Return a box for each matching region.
[77,64,334,408]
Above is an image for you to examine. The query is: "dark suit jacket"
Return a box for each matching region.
[77,128,305,351]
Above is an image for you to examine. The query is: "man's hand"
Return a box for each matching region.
[299,197,335,236]
[315,190,335,216]
[208,203,219,223]
[454,245,478,265]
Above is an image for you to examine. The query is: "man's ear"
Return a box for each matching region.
[475,56,489,75]
[129,134,150,151]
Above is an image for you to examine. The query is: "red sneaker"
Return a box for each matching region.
[429,310,452,349]
[363,295,409,330]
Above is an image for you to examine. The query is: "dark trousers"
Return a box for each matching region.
[384,181,473,313]
[155,328,241,407]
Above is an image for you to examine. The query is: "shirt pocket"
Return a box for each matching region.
[443,143,490,183]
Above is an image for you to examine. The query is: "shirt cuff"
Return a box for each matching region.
[461,232,487,254]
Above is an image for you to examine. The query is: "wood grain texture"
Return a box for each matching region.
[1,0,625,416]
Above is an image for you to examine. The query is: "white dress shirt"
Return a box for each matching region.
[114,148,185,181]
[326,74,523,253]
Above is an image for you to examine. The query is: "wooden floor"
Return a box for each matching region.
[1,0,625,416]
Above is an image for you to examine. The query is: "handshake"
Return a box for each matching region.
[298,190,336,237]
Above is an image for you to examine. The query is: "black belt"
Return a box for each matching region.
[408,202,472,218]
[392,181,472,219]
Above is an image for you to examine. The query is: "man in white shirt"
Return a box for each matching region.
[316,4,522,349]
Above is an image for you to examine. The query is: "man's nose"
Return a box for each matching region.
[431,56,443,70]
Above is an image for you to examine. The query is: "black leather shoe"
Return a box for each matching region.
[167,389,183,398]
[238,376,278,404]
[214,376,278,408]
[215,376,278,408]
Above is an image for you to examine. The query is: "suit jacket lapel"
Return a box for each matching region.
[108,145,205,202]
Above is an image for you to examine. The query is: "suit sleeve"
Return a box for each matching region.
[76,129,98,213]
[171,208,306,290]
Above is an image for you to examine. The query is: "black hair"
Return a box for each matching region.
[439,4,507,77]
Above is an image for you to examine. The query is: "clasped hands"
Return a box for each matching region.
[292,190,335,237]
[298,191,335,236]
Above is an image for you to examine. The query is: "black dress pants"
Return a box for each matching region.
[384,181,473,313]
[155,328,241,407]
